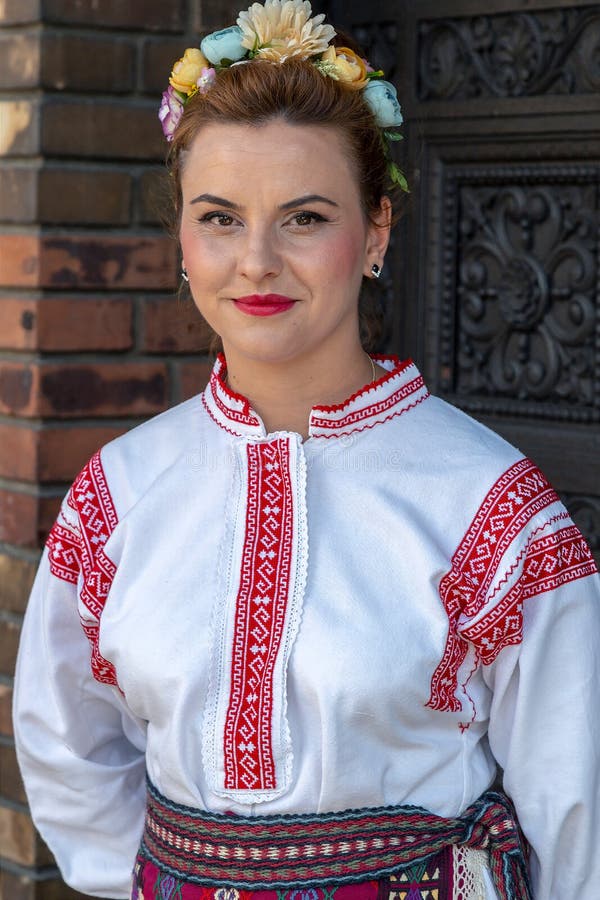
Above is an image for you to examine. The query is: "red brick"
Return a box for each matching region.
[38,235,177,291]
[0,235,40,287]
[0,871,91,900]
[0,100,39,156]
[140,38,188,95]
[41,33,134,93]
[0,166,132,226]
[142,296,212,353]
[39,425,127,482]
[0,869,34,900]
[0,235,177,291]
[0,296,133,350]
[0,618,21,677]
[0,423,38,481]
[137,168,170,227]
[0,553,38,615]
[41,99,165,160]
[0,806,34,865]
[137,167,172,226]
[0,296,39,351]
[0,806,53,867]
[0,363,36,416]
[177,360,213,402]
[0,166,38,223]
[192,0,240,33]
[0,744,26,804]
[38,168,132,226]
[39,495,62,541]
[0,489,38,548]
[37,296,133,349]
[43,0,186,31]
[0,33,40,90]
[0,361,169,418]
[0,684,13,738]
[37,362,169,417]
[36,296,133,349]
[0,0,40,26]
[0,419,123,484]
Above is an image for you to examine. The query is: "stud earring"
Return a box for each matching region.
[181,267,189,282]
[371,263,382,279]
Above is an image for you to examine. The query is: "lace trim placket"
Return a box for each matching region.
[204,433,309,803]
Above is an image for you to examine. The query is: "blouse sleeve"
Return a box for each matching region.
[479,514,600,898]
[13,489,147,899]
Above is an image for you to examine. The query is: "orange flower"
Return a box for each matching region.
[321,46,368,90]
[169,48,210,95]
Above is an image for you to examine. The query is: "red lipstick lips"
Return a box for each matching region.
[233,294,296,317]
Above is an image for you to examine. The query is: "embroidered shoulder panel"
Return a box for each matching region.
[46,450,119,687]
[461,524,597,664]
[427,458,596,714]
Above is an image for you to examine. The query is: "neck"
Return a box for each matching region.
[221,344,383,440]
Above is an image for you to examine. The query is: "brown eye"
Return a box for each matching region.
[291,212,325,226]
[202,212,235,226]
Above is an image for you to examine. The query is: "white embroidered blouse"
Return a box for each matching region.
[13,355,600,899]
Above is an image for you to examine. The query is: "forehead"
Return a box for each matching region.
[180,119,359,197]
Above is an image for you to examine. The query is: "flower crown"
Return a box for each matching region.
[158,0,408,192]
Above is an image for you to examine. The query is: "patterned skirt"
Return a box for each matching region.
[132,779,531,900]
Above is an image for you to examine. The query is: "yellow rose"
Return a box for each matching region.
[169,48,210,95]
[322,46,368,91]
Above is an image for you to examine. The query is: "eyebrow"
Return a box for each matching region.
[190,192,339,210]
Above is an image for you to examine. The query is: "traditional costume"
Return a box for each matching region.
[14,355,600,899]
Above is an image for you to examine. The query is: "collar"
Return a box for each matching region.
[202,352,430,440]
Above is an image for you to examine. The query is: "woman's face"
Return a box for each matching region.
[179,119,390,368]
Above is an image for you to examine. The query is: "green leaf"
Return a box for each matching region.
[389,163,410,193]
[383,131,404,142]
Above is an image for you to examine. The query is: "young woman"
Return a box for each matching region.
[14,3,600,898]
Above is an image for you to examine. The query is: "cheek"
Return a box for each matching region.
[179,228,206,272]
[315,229,366,282]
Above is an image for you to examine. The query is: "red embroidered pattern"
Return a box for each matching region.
[47,522,80,584]
[428,458,560,712]
[46,451,119,687]
[310,374,428,431]
[462,524,597,663]
[223,438,294,791]
[203,354,428,439]
[210,354,262,429]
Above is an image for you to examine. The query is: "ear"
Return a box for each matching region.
[363,195,392,278]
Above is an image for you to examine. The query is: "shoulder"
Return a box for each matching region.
[72,392,213,523]
[394,391,525,515]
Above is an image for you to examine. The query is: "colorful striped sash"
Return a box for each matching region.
[139,779,532,900]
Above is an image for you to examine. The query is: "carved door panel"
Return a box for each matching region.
[322,0,600,564]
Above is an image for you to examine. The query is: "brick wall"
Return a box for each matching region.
[0,1,238,896]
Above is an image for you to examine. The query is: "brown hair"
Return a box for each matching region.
[166,47,399,352]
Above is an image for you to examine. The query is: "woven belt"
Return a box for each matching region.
[140,778,532,900]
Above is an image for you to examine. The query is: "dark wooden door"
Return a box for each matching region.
[321,0,600,564]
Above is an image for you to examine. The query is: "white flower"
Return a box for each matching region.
[201,26,246,65]
[237,0,336,62]
[363,79,404,128]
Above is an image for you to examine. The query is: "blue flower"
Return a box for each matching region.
[363,79,403,128]
[201,26,246,65]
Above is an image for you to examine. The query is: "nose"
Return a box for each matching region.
[236,225,283,285]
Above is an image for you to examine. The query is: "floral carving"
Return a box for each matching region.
[418,7,600,100]
[352,21,398,83]
[443,167,599,420]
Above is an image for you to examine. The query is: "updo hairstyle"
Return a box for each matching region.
[166,35,397,352]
